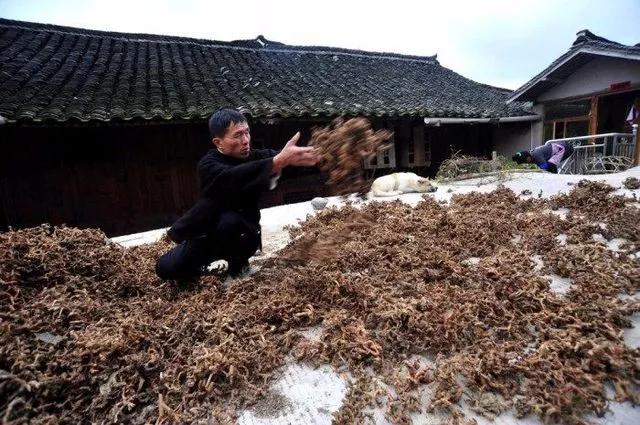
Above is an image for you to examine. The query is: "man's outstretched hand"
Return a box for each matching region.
[272,132,319,173]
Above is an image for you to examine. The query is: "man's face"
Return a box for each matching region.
[213,121,251,158]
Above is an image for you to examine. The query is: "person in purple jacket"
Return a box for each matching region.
[512,141,574,173]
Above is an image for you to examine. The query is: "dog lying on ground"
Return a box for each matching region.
[369,172,437,197]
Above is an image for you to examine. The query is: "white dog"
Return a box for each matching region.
[370,172,437,197]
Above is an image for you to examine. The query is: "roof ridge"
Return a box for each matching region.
[573,29,624,47]
[0,18,439,65]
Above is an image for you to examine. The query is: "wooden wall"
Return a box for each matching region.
[0,118,493,237]
[0,122,207,236]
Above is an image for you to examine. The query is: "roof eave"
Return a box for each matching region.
[507,48,640,104]
[424,115,539,125]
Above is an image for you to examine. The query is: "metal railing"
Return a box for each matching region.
[546,124,637,174]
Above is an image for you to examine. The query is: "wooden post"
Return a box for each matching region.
[588,95,598,144]
[588,96,598,134]
[633,124,639,166]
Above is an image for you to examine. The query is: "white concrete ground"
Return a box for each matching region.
[112,167,640,425]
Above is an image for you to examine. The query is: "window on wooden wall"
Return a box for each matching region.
[364,124,396,169]
[422,127,432,165]
[544,98,591,141]
[400,125,431,167]
[565,121,589,138]
[407,140,415,164]
[364,143,395,169]
[382,149,391,165]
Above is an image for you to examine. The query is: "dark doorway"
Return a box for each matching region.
[598,90,640,133]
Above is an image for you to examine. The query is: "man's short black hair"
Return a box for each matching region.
[208,109,247,138]
[512,150,531,164]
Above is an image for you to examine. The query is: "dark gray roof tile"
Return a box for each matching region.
[0,18,531,122]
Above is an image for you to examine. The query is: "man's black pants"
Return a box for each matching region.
[155,211,261,280]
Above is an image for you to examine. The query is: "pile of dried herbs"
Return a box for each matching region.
[623,177,640,190]
[436,153,538,181]
[1,181,639,424]
[310,117,393,196]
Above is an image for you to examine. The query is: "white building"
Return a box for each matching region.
[497,30,640,159]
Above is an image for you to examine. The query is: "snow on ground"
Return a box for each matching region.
[238,363,349,425]
[112,167,640,424]
[111,227,169,248]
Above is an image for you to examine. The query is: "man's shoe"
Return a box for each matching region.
[204,259,229,275]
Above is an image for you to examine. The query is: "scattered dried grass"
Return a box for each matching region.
[436,153,537,181]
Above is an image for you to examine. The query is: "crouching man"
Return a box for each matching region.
[156,109,319,280]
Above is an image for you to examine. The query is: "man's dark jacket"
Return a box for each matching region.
[167,148,278,243]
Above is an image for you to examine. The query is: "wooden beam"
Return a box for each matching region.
[633,124,639,166]
[588,96,599,145]
[588,96,598,135]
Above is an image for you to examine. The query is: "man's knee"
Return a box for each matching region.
[155,255,174,280]
[155,237,215,280]
[155,254,183,280]
[216,211,260,257]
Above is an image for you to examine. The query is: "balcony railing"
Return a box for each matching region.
[546,124,637,174]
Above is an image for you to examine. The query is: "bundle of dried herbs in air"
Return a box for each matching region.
[310,117,393,196]
[1,181,639,424]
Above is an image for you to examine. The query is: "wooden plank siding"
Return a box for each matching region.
[0,119,494,236]
[0,123,206,236]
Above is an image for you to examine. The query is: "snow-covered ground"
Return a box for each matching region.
[112,167,640,425]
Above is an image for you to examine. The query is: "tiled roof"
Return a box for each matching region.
[0,19,531,123]
[508,30,640,103]
[571,30,640,55]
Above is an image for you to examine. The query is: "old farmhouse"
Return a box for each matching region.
[502,30,640,159]
[0,19,535,236]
